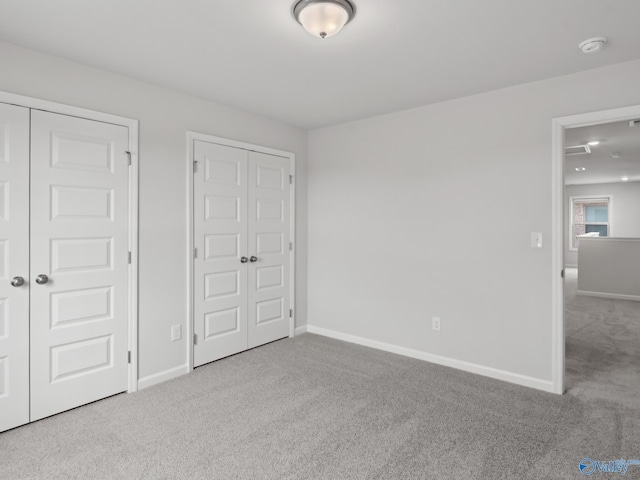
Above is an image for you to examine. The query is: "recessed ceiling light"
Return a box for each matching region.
[579,37,607,54]
[611,152,622,159]
[575,167,586,172]
[621,176,629,182]
[587,141,600,146]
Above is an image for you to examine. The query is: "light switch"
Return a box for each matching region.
[531,232,543,248]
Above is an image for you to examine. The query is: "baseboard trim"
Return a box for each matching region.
[306,326,554,393]
[295,325,308,336]
[138,364,189,390]
[577,290,640,302]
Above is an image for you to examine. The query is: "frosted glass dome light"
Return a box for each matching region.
[293,0,355,39]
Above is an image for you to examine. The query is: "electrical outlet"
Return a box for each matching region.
[432,316,441,332]
[171,324,182,342]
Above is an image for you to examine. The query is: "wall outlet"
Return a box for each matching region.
[432,316,441,332]
[171,324,182,342]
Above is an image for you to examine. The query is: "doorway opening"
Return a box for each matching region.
[552,104,640,395]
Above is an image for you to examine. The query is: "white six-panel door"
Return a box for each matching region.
[0,103,30,432]
[29,110,130,421]
[193,140,291,367]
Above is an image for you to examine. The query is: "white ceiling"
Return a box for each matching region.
[565,120,640,185]
[1,0,640,129]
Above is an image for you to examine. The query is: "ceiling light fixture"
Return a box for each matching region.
[621,176,629,182]
[575,167,586,172]
[293,0,355,39]
[578,37,607,54]
[587,141,600,146]
[611,152,622,159]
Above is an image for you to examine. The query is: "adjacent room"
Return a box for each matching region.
[563,120,640,403]
[1,1,639,478]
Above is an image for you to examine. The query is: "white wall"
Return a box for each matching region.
[308,59,640,385]
[0,42,308,382]
[564,181,640,267]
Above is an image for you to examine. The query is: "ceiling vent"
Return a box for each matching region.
[565,144,591,156]
[630,120,640,128]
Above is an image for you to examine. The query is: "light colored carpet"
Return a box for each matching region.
[0,282,639,479]
[565,267,640,410]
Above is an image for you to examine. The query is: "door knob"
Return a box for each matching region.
[35,274,49,285]
[11,276,25,287]
[250,256,258,263]
[240,257,249,264]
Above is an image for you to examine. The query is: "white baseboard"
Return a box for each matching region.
[138,364,190,390]
[577,290,640,302]
[294,325,308,336]
[306,326,554,393]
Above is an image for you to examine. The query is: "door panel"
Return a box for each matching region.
[194,141,248,366]
[29,110,129,421]
[247,151,290,348]
[0,103,30,432]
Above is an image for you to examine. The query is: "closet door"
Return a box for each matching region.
[29,111,130,421]
[0,103,30,432]
[193,141,248,367]
[247,151,291,348]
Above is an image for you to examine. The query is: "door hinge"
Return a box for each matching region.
[289,174,293,184]
[194,247,198,259]
[561,269,565,279]
[193,334,198,345]
[125,151,132,166]
[193,160,198,172]
[289,242,293,251]
[128,351,132,364]
[128,251,132,264]
[289,309,293,318]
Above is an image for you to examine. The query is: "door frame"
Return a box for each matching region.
[551,103,640,395]
[0,90,140,393]
[186,132,296,372]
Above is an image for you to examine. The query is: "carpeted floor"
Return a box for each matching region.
[0,274,638,479]
[564,268,640,410]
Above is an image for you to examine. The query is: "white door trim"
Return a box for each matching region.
[551,103,640,395]
[186,131,296,372]
[0,90,140,393]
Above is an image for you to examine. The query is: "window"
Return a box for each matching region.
[570,197,610,250]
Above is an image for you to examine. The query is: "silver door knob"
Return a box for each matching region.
[35,274,49,285]
[240,257,249,263]
[250,256,258,263]
[11,276,25,287]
